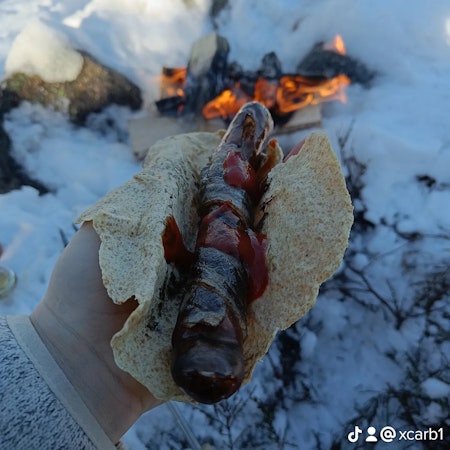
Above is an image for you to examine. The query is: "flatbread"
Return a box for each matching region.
[77,130,353,401]
[243,132,353,378]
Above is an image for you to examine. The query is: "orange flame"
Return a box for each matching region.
[159,35,350,121]
[276,74,351,114]
[203,73,350,119]
[160,67,187,98]
[253,78,278,109]
[202,84,252,120]
[323,34,346,55]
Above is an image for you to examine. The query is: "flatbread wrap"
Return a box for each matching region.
[77,102,353,403]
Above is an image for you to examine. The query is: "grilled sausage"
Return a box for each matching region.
[170,102,274,403]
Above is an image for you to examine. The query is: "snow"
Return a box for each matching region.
[421,378,450,400]
[40,0,213,103]
[5,19,84,82]
[1,0,449,449]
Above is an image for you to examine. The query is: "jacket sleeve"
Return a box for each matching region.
[0,315,121,450]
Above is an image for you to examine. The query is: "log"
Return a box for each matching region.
[275,104,322,135]
[128,109,223,160]
[183,33,230,115]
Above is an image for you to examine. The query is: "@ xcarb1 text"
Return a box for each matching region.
[347,425,445,444]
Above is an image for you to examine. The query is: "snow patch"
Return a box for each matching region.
[421,378,450,400]
[5,19,83,83]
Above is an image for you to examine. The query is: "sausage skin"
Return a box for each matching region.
[170,102,274,403]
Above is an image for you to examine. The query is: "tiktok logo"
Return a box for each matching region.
[348,426,363,443]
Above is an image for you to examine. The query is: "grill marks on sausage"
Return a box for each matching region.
[164,102,275,403]
[196,204,268,302]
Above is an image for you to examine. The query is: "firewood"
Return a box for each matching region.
[128,110,223,160]
[275,104,322,135]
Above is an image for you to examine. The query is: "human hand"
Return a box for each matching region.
[31,222,161,443]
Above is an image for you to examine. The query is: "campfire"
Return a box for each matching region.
[129,33,373,159]
[155,33,372,128]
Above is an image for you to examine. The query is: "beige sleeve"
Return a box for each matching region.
[2,315,120,450]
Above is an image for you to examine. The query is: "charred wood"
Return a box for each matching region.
[297,42,375,86]
[183,32,230,115]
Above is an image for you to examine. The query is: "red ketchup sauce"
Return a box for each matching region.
[162,216,195,268]
[222,146,272,301]
[162,141,277,303]
[196,205,268,302]
[223,151,260,201]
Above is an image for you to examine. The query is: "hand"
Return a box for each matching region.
[31,222,161,442]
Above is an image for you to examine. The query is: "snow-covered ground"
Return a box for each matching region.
[1,1,449,449]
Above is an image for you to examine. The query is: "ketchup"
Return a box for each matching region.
[223,151,260,201]
[163,135,277,303]
[197,204,268,302]
[162,216,195,268]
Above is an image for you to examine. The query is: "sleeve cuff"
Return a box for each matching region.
[7,315,118,450]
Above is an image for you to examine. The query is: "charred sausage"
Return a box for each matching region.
[170,102,274,403]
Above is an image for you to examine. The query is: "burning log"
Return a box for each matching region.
[156,33,230,116]
[297,35,375,86]
[129,32,375,158]
[155,33,371,128]
[184,32,230,114]
[155,67,186,115]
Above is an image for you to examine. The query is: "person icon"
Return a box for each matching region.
[365,426,378,442]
